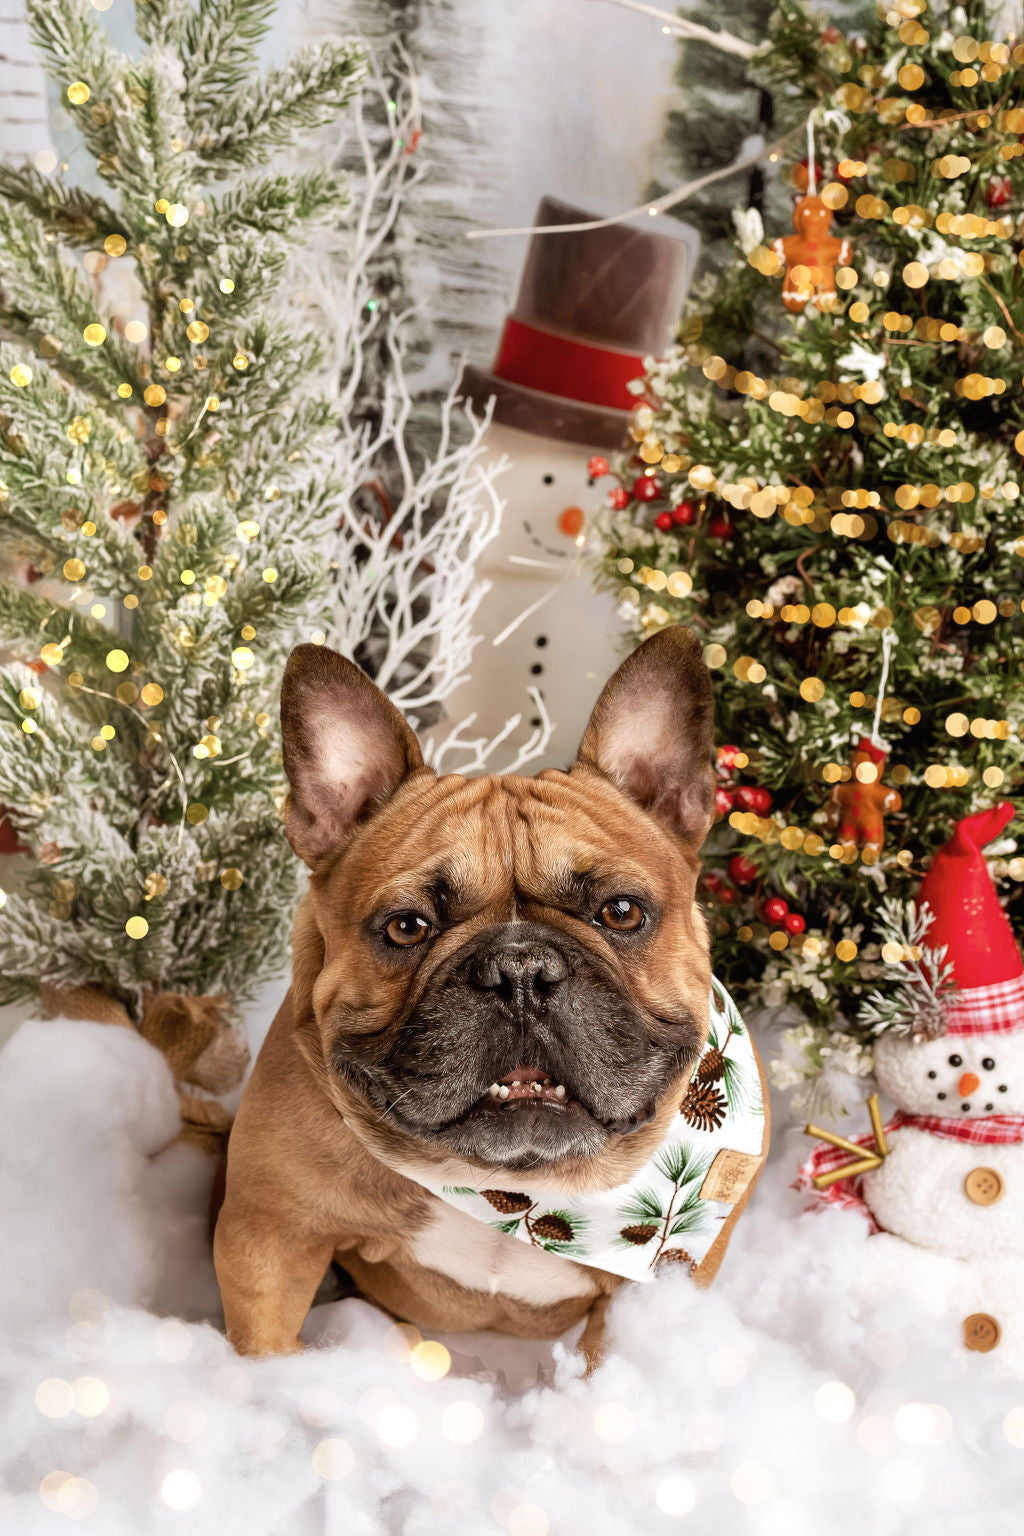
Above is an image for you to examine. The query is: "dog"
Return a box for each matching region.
[214,626,768,1365]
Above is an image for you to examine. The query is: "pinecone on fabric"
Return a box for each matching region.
[656,1247,695,1272]
[695,1047,726,1084]
[532,1213,575,1243]
[619,1223,659,1245]
[482,1190,532,1213]
[680,1078,727,1132]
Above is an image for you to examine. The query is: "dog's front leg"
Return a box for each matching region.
[214,1204,335,1357]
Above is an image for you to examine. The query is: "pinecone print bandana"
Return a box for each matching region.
[395,979,766,1284]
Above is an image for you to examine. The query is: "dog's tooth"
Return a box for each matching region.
[531,1082,542,1094]
[487,1083,500,1097]
[554,1085,567,1099]
[498,1085,510,1099]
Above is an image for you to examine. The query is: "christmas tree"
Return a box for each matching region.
[593,0,1024,1099]
[0,1,367,1031]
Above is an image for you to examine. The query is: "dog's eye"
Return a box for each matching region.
[597,897,645,932]
[384,912,432,947]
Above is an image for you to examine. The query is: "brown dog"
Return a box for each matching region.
[214,626,768,1364]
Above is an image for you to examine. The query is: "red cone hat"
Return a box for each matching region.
[917,801,1024,1035]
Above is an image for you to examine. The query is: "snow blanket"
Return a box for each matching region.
[2,994,1024,1535]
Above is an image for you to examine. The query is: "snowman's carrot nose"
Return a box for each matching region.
[958,1072,980,1097]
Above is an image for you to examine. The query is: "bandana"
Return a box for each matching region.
[795,1110,1024,1230]
[398,978,767,1284]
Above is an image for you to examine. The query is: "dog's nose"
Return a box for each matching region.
[469,941,568,1005]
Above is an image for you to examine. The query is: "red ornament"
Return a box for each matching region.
[771,195,851,313]
[718,885,738,906]
[703,871,723,891]
[707,514,734,539]
[654,512,673,531]
[633,476,660,502]
[714,787,734,817]
[784,912,807,935]
[986,175,1012,208]
[736,785,772,814]
[763,896,789,925]
[588,455,609,478]
[728,854,759,886]
[608,486,629,510]
[672,501,695,525]
[717,745,742,769]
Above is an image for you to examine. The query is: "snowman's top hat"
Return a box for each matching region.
[459,196,698,448]
[917,801,1024,1036]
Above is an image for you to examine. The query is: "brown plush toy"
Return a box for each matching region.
[771,195,851,313]
[830,737,901,850]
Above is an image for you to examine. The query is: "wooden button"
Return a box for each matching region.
[963,1312,1001,1353]
[964,1167,1004,1205]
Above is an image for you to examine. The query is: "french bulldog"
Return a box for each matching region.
[214,625,768,1364]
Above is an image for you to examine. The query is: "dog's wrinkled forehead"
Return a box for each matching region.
[320,768,689,921]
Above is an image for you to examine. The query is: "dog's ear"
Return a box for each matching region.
[280,644,424,868]
[576,626,715,846]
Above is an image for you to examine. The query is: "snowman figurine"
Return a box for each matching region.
[452,195,698,768]
[800,802,1024,1364]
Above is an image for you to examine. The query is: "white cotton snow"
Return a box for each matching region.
[2,996,1024,1536]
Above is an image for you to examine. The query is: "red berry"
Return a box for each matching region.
[728,854,758,886]
[633,476,660,502]
[707,515,734,539]
[588,455,609,478]
[703,871,722,891]
[784,912,806,934]
[672,501,695,525]
[714,787,734,816]
[718,884,738,905]
[608,486,629,510]
[654,511,673,531]
[986,174,1012,209]
[763,896,789,924]
[717,745,741,768]
[749,787,773,814]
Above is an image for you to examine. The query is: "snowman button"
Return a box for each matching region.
[964,1167,1004,1205]
[963,1313,1001,1353]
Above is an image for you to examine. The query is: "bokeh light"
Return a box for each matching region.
[814,1380,855,1422]
[655,1475,697,1516]
[312,1438,354,1480]
[441,1400,485,1444]
[160,1469,202,1510]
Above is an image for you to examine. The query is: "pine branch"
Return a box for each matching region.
[0,167,122,250]
[192,41,367,174]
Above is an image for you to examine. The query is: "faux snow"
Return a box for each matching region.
[2,987,1024,1535]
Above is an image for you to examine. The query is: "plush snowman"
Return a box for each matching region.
[800,802,1024,1365]
[451,195,698,768]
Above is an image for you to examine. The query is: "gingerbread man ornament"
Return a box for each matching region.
[772,195,851,314]
[830,737,901,850]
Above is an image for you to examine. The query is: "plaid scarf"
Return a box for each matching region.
[795,1110,1024,1230]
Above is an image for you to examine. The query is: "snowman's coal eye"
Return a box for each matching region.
[927,1070,937,1079]
[999,1084,1008,1093]
[982,1057,996,1071]
[948,1054,962,1067]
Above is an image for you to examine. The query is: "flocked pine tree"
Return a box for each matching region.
[0,0,366,1044]
[593,0,1024,1106]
